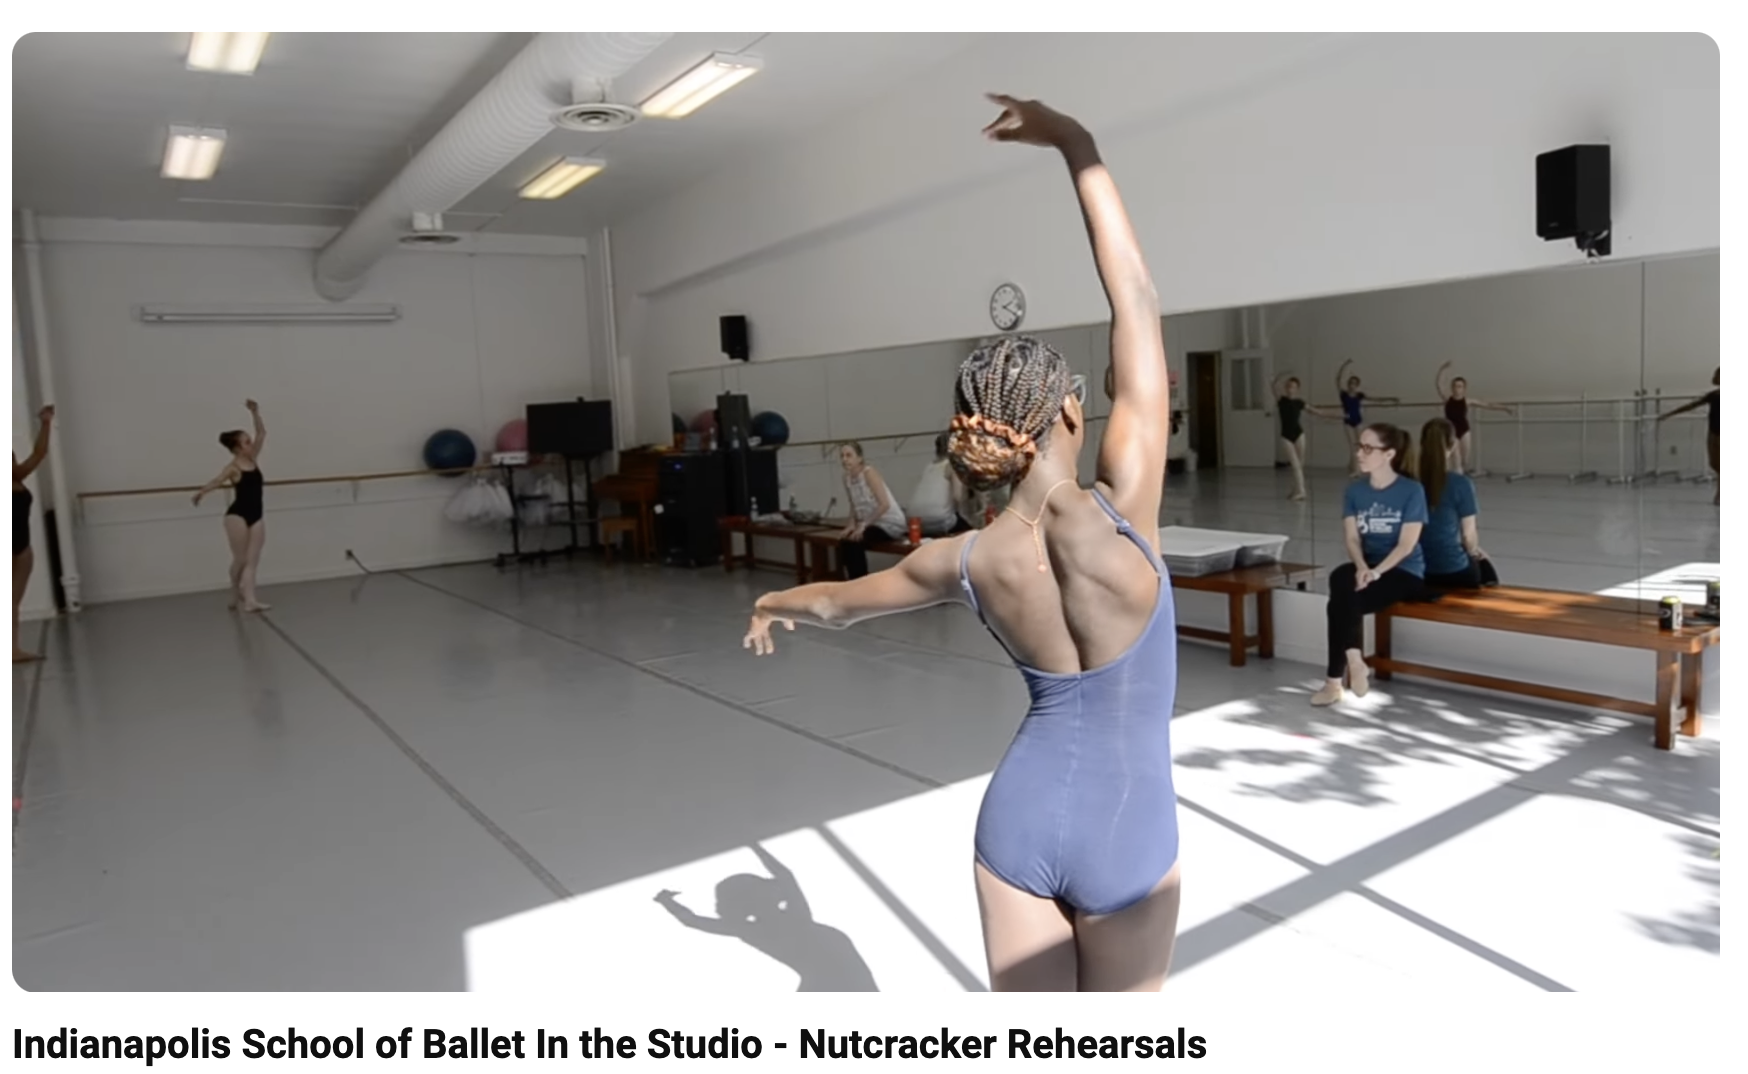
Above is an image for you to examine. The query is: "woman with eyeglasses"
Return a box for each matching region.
[1316,422,1427,707]
[743,96,1183,991]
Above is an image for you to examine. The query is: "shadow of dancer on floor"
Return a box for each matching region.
[655,843,878,991]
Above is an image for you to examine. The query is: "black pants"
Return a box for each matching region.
[840,525,898,579]
[1425,560,1482,590]
[1326,563,1425,677]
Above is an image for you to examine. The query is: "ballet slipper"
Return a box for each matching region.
[242,602,271,613]
[1310,683,1344,707]
[1346,657,1371,698]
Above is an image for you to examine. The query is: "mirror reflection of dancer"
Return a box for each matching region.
[13,405,54,663]
[1271,375,1341,502]
[743,96,1182,992]
[1434,364,1512,475]
[1657,367,1719,505]
[192,400,271,612]
[1335,361,1398,475]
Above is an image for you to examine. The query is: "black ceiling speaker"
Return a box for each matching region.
[720,315,750,362]
[1536,144,1611,258]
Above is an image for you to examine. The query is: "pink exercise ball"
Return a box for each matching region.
[689,410,718,434]
[496,418,529,453]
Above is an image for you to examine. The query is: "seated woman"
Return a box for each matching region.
[1316,422,1427,707]
[1416,418,1489,589]
[837,441,908,578]
[908,432,981,537]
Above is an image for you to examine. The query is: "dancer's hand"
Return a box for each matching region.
[744,610,794,656]
[192,492,204,507]
[245,399,259,412]
[38,406,54,424]
[1354,567,1377,592]
[982,94,1089,149]
[654,889,679,904]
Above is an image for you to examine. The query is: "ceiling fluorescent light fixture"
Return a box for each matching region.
[162,126,228,180]
[187,32,271,74]
[519,157,605,200]
[641,53,763,118]
[136,303,400,324]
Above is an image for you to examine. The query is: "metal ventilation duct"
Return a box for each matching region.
[313,32,670,301]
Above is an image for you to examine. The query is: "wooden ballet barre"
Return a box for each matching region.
[78,464,495,499]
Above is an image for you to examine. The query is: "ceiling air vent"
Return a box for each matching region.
[399,211,462,247]
[551,76,641,132]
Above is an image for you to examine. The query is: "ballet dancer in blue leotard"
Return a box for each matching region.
[743,95,1180,991]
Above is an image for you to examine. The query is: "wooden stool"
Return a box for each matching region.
[600,516,641,562]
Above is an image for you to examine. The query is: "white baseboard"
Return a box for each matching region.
[76,553,499,607]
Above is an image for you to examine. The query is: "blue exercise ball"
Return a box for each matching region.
[750,411,790,446]
[423,429,477,475]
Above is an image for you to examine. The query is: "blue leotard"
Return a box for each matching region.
[962,487,1180,916]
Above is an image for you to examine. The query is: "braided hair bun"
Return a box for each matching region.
[947,335,1073,492]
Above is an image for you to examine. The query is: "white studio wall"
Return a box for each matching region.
[610,33,1718,446]
[33,222,592,604]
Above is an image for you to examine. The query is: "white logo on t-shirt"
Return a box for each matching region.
[1355,505,1402,537]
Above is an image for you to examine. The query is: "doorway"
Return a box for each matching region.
[1188,351,1221,470]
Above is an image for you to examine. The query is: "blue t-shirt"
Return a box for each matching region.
[1421,473,1478,576]
[1343,476,1429,577]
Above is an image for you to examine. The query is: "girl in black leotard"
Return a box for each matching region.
[1434,363,1513,475]
[193,400,271,612]
[1271,375,1340,502]
[13,405,54,663]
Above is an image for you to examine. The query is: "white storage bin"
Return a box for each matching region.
[1155,529,1244,577]
[1159,526,1289,568]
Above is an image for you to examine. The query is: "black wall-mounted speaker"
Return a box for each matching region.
[1536,144,1611,256]
[720,315,750,362]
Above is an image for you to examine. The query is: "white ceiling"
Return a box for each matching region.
[11,32,988,237]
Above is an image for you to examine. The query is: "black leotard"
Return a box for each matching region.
[1278,398,1306,441]
[14,487,32,556]
[1444,398,1470,438]
[227,467,264,526]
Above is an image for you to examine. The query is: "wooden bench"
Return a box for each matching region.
[1172,562,1318,668]
[719,517,843,584]
[1370,586,1721,750]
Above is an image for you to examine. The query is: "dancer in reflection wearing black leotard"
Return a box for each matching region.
[193,400,271,612]
[1434,364,1512,475]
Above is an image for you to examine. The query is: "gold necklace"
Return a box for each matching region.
[1005,478,1076,573]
